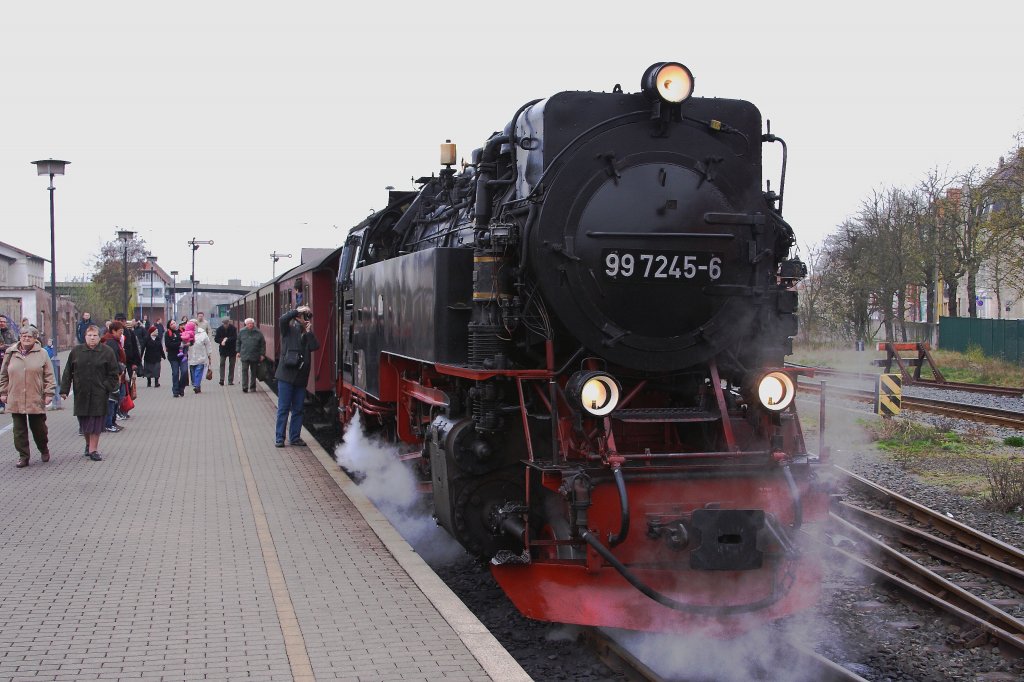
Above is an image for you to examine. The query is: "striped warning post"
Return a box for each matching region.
[875,373,902,417]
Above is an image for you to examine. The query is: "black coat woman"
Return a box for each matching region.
[142,326,165,387]
[60,325,119,461]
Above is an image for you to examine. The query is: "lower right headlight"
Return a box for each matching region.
[757,371,796,411]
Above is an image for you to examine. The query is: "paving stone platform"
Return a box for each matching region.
[0,365,530,681]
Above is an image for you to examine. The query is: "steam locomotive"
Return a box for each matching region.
[335,62,830,634]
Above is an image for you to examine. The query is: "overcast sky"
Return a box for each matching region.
[2,1,1021,287]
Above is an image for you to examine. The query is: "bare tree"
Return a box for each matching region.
[85,236,150,318]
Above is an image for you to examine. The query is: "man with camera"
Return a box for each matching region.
[274,305,319,448]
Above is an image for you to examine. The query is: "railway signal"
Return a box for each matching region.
[875,373,903,418]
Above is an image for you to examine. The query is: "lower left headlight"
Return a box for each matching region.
[567,371,621,417]
[757,371,796,411]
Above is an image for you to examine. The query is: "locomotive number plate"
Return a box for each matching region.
[601,249,722,281]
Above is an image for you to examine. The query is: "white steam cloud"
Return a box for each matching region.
[334,415,466,567]
[611,625,824,682]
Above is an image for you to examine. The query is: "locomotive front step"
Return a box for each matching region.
[610,407,720,423]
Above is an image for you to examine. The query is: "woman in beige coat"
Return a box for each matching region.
[0,326,56,467]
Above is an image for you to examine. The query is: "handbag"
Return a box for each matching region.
[282,347,302,370]
[119,392,134,413]
[129,374,137,400]
[206,367,213,381]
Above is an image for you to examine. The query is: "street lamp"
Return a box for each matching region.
[117,229,136,317]
[31,159,69,350]
[147,255,158,322]
[169,270,178,321]
[188,237,214,318]
[32,158,69,411]
[270,251,292,278]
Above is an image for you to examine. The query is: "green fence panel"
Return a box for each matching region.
[939,317,1024,364]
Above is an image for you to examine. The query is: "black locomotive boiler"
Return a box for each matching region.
[335,62,830,633]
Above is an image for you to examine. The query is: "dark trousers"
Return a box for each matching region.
[12,413,48,458]
[105,383,125,428]
[168,357,187,396]
[219,354,236,384]
[241,359,260,389]
[275,381,306,443]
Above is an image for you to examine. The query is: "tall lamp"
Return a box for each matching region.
[32,158,69,411]
[188,237,214,317]
[117,229,136,317]
[169,270,178,321]
[147,255,158,323]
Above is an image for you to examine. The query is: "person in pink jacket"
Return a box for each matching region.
[0,326,56,467]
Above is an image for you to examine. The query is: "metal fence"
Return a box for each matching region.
[939,316,1024,363]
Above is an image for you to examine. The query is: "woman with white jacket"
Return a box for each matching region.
[186,320,216,394]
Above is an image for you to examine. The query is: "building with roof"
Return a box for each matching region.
[0,240,76,349]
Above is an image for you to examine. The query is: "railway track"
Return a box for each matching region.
[828,466,1024,657]
[787,363,1024,398]
[583,627,867,681]
[798,381,1024,430]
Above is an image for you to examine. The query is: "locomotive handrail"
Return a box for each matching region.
[524,110,649,201]
[584,231,735,239]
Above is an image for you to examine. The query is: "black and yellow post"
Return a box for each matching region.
[875,373,902,418]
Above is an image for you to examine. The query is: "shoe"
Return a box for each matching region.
[242,388,248,393]
[17,458,29,468]
[288,439,308,447]
[219,381,224,386]
[146,381,152,387]
[41,453,50,463]
[275,441,284,448]
[88,452,103,461]
[228,382,234,385]
[193,387,199,394]
[154,382,160,387]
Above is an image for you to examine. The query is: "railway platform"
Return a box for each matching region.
[0,365,529,681]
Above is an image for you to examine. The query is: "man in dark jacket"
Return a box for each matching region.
[236,317,266,393]
[76,313,93,344]
[164,320,186,397]
[274,305,319,447]
[214,318,238,386]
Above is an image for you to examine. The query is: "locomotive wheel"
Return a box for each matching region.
[451,472,525,559]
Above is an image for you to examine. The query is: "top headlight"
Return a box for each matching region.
[642,62,695,104]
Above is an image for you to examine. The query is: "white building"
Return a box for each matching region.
[0,240,75,348]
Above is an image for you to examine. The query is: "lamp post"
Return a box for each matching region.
[169,270,178,321]
[32,158,69,411]
[117,229,136,317]
[188,237,214,318]
[270,251,292,278]
[147,255,158,322]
